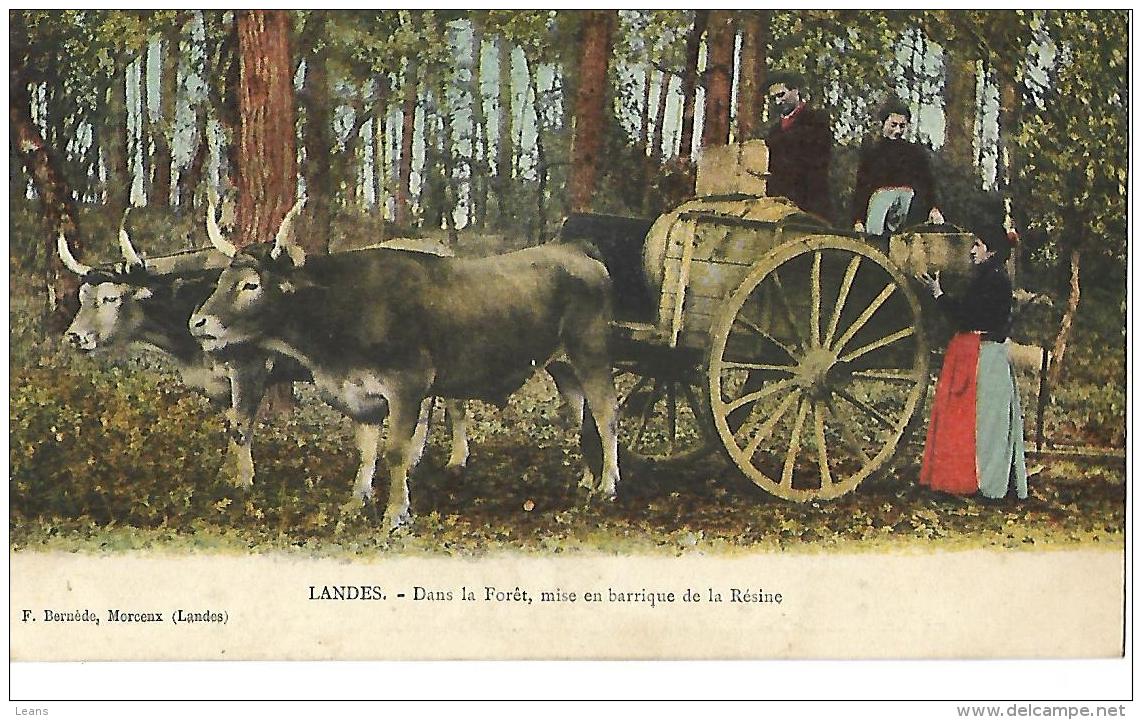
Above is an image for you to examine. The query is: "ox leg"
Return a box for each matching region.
[351,423,382,502]
[547,361,598,489]
[219,358,270,488]
[381,395,422,533]
[444,400,469,473]
[574,366,621,500]
[407,396,435,471]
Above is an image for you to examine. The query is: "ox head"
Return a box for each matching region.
[189,196,308,353]
[58,212,157,353]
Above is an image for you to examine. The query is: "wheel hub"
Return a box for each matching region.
[794,347,837,394]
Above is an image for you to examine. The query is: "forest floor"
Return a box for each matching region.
[9,349,1126,558]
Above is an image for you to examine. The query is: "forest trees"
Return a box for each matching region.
[10,9,1129,371]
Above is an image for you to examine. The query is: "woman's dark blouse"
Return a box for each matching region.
[936,256,1012,343]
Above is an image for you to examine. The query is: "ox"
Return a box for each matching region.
[189,207,621,532]
[57,217,312,488]
[57,212,468,493]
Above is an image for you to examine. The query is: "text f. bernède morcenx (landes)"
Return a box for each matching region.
[19,581,784,628]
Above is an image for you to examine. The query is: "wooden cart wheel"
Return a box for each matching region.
[614,358,716,465]
[708,236,928,500]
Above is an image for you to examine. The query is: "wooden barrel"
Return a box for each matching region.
[642,195,827,348]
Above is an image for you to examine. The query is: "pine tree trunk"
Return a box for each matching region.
[701,10,735,148]
[234,10,298,249]
[468,19,488,228]
[639,65,653,156]
[396,55,418,228]
[372,75,390,222]
[568,10,616,213]
[678,10,709,161]
[152,30,179,207]
[104,63,131,220]
[495,35,514,228]
[138,46,152,205]
[299,12,333,251]
[178,101,208,215]
[1048,248,1081,390]
[11,67,81,328]
[651,70,670,164]
[735,10,767,140]
[942,50,977,169]
[436,71,460,246]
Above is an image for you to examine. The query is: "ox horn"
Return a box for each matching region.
[57,232,93,275]
[206,191,237,258]
[118,207,145,267]
[270,196,307,267]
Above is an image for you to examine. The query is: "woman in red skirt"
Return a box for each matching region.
[918,231,1028,500]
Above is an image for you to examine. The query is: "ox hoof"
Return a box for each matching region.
[444,462,466,479]
[382,508,412,534]
[338,496,370,517]
[216,463,254,489]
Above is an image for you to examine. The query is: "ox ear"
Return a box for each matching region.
[132,287,154,301]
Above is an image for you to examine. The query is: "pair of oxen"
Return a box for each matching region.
[57,202,621,531]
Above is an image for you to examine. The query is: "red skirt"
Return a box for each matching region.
[919,332,981,494]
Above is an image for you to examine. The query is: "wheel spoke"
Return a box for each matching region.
[724,377,798,413]
[848,368,922,384]
[720,360,798,373]
[810,250,822,348]
[824,396,872,465]
[831,282,896,354]
[633,380,664,448]
[781,397,811,488]
[732,316,798,361]
[770,270,809,352]
[741,389,800,459]
[834,387,896,428]
[667,383,678,454]
[824,255,861,349]
[813,400,832,489]
[837,326,916,364]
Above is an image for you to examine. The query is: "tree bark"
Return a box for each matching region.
[152,29,179,207]
[650,70,670,165]
[435,70,460,245]
[395,55,418,228]
[678,10,709,161]
[942,50,977,169]
[299,12,333,251]
[701,10,735,148]
[468,17,488,228]
[639,65,653,156]
[372,75,390,222]
[1048,248,1081,390]
[11,68,81,328]
[104,63,131,220]
[138,46,152,205]
[735,10,768,140]
[568,10,616,213]
[235,10,298,250]
[494,35,514,227]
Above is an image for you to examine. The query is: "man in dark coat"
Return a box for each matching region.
[852,101,945,235]
[762,71,834,222]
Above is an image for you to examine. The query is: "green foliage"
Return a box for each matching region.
[1015,11,1127,260]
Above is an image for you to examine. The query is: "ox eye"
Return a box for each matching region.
[102,296,120,305]
[242,282,260,292]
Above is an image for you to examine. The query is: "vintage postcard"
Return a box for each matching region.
[8,8,1129,700]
